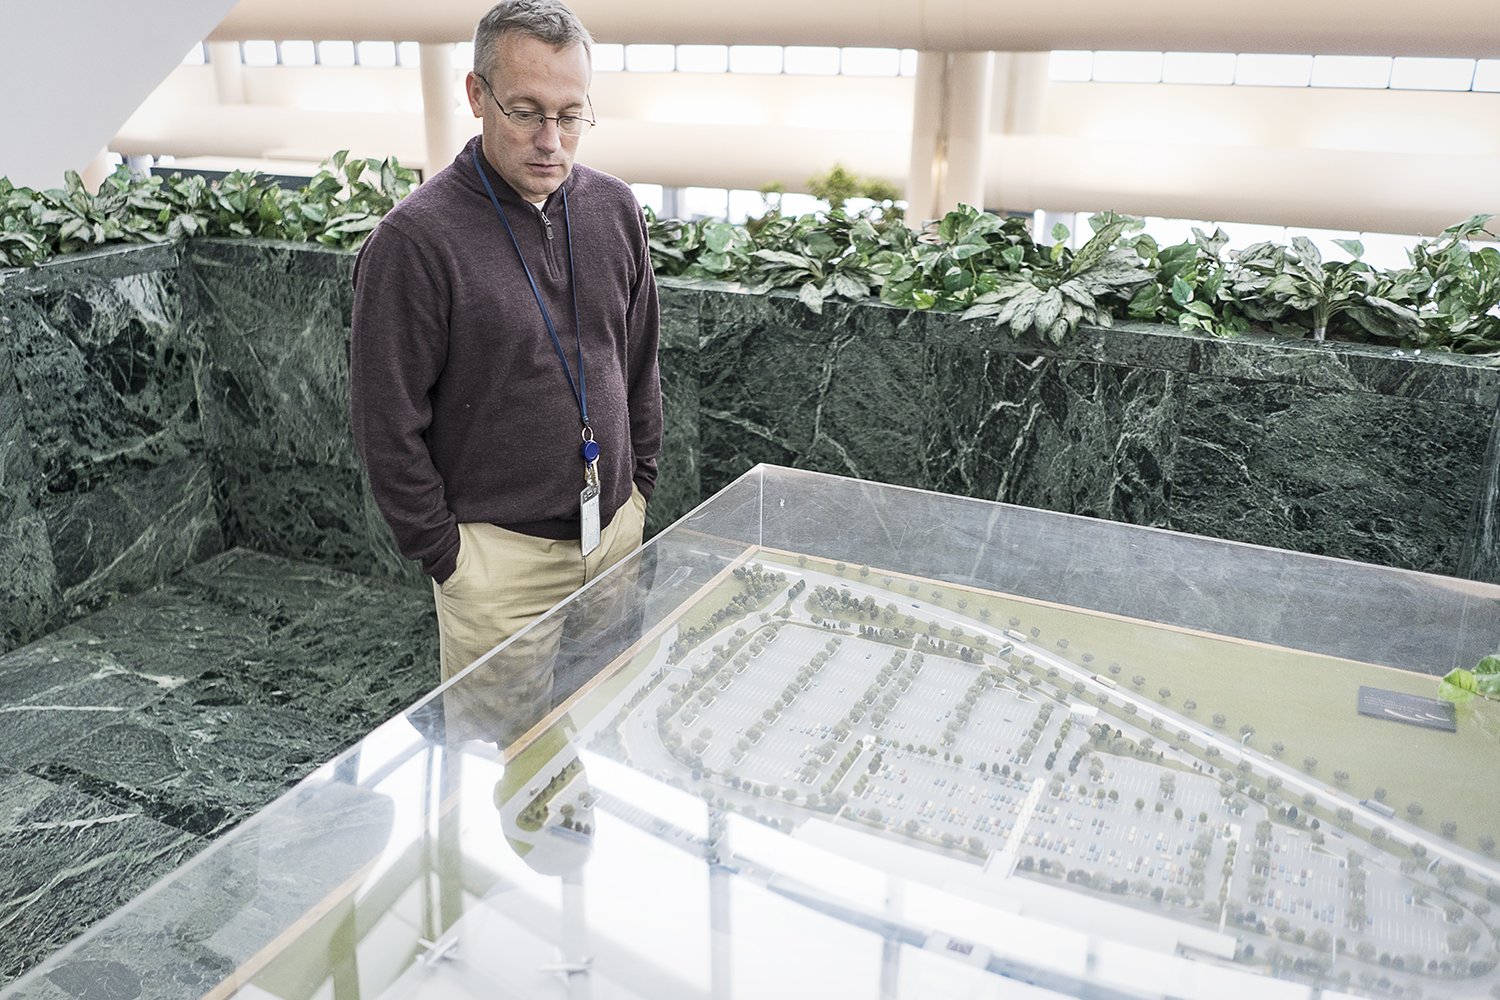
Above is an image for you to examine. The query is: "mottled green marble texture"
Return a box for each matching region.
[0,245,221,652]
[5,239,1500,990]
[0,549,439,987]
[680,280,1499,578]
[6,242,1500,660]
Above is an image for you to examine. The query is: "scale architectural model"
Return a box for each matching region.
[494,539,1500,1000]
[9,466,1498,1000]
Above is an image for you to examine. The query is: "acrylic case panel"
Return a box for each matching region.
[6,465,1499,1000]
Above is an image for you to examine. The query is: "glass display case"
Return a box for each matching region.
[8,465,1500,1000]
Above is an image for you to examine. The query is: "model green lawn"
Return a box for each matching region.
[762,555,1500,856]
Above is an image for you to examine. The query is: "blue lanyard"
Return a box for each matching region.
[471,146,588,428]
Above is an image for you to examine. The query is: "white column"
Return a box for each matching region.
[939,52,994,216]
[904,52,945,227]
[420,42,462,175]
[905,51,995,227]
[208,41,245,104]
[1005,52,1051,136]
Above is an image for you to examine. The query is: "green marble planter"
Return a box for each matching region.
[678,278,1499,580]
[5,241,1500,654]
[0,245,222,651]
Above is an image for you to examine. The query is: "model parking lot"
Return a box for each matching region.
[688,625,887,781]
[597,558,1500,999]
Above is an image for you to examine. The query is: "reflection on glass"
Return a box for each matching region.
[10,466,1500,1000]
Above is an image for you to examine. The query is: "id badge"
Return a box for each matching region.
[580,479,601,557]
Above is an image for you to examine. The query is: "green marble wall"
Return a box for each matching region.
[187,241,423,590]
[0,246,222,652]
[686,281,1500,579]
[4,239,1500,986]
[5,242,1500,657]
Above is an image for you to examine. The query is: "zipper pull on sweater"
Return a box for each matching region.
[539,208,553,240]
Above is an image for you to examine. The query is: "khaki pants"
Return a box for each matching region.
[432,485,647,683]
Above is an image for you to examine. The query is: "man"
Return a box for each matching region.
[350,0,662,684]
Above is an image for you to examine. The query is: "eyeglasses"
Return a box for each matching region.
[476,74,595,137]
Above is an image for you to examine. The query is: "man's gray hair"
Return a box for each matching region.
[473,0,593,80]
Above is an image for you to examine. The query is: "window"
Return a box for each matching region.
[241,40,278,66]
[1309,55,1392,89]
[676,45,728,74]
[318,41,356,67]
[593,43,624,73]
[784,46,840,76]
[357,41,397,69]
[840,48,901,77]
[280,40,317,67]
[1234,54,1313,87]
[624,44,675,73]
[728,45,783,74]
[1161,52,1236,85]
[1091,51,1163,84]
[1389,57,1476,91]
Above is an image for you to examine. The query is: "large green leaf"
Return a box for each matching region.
[1439,667,1477,703]
[798,281,824,314]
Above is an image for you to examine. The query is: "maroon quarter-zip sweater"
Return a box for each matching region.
[350,137,662,584]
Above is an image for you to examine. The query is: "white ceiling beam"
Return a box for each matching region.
[206,0,1500,58]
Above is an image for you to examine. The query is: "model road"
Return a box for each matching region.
[1004,636,1500,888]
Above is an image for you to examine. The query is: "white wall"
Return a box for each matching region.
[0,0,241,189]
